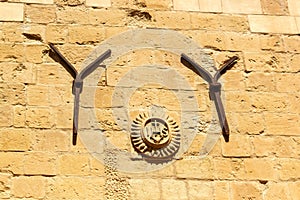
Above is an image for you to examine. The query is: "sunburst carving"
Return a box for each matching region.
[131,112,180,159]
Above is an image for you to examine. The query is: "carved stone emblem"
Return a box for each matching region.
[131,112,180,159]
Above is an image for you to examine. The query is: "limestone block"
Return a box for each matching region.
[224,32,261,51]
[279,159,300,180]
[235,112,265,135]
[55,0,84,6]
[0,152,24,174]
[287,94,300,114]
[175,158,214,179]
[289,181,300,200]
[184,30,226,50]
[153,11,190,30]
[214,182,229,200]
[59,154,90,175]
[12,176,45,198]
[265,182,291,200]
[288,0,300,15]
[275,73,300,92]
[13,105,26,127]
[24,152,57,175]
[249,15,298,34]
[27,85,49,106]
[90,158,105,176]
[0,129,32,151]
[0,173,11,199]
[0,23,23,42]
[245,72,275,92]
[25,45,46,63]
[225,91,251,113]
[223,71,245,91]
[0,83,26,105]
[129,179,160,200]
[21,0,54,4]
[173,0,199,11]
[68,25,105,44]
[46,177,105,199]
[48,86,73,106]
[222,0,262,14]
[0,62,36,84]
[230,182,262,200]
[53,105,73,129]
[56,44,94,67]
[22,24,46,43]
[32,130,70,151]
[259,35,284,52]
[161,179,188,200]
[187,181,213,200]
[86,0,111,7]
[219,15,249,32]
[221,134,251,157]
[25,4,56,24]
[143,0,172,10]
[199,0,222,13]
[190,13,220,30]
[289,54,300,72]
[244,52,288,72]
[26,107,53,128]
[45,24,68,43]
[261,0,289,15]
[252,136,299,158]
[56,6,89,24]
[264,113,300,135]
[243,158,277,180]
[36,63,73,85]
[283,35,300,53]
[215,158,248,179]
[0,44,24,62]
[0,105,13,127]
[0,3,24,22]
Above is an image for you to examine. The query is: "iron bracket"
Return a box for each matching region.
[181,54,238,142]
[49,43,111,145]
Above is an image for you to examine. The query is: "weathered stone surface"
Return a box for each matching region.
[261,0,289,15]
[129,179,160,200]
[25,4,56,24]
[86,0,111,7]
[161,179,188,200]
[32,130,70,151]
[249,15,299,34]
[12,176,46,198]
[26,107,53,128]
[0,3,24,22]
[222,0,262,14]
[188,181,213,200]
[0,129,32,151]
[221,134,252,157]
[230,182,262,200]
[175,158,214,179]
[173,0,199,11]
[59,154,90,175]
[0,152,24,174]
[24,152,57,175]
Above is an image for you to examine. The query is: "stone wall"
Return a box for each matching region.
[0,0,299,199]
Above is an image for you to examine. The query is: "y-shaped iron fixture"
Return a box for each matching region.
[49,44,111,145]
[181,54,238,142]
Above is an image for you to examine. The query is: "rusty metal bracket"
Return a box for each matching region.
[180,54,238,142]
[49,44,111,145]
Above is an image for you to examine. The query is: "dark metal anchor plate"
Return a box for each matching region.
[49,44,111,145]
[181,54,238,142]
